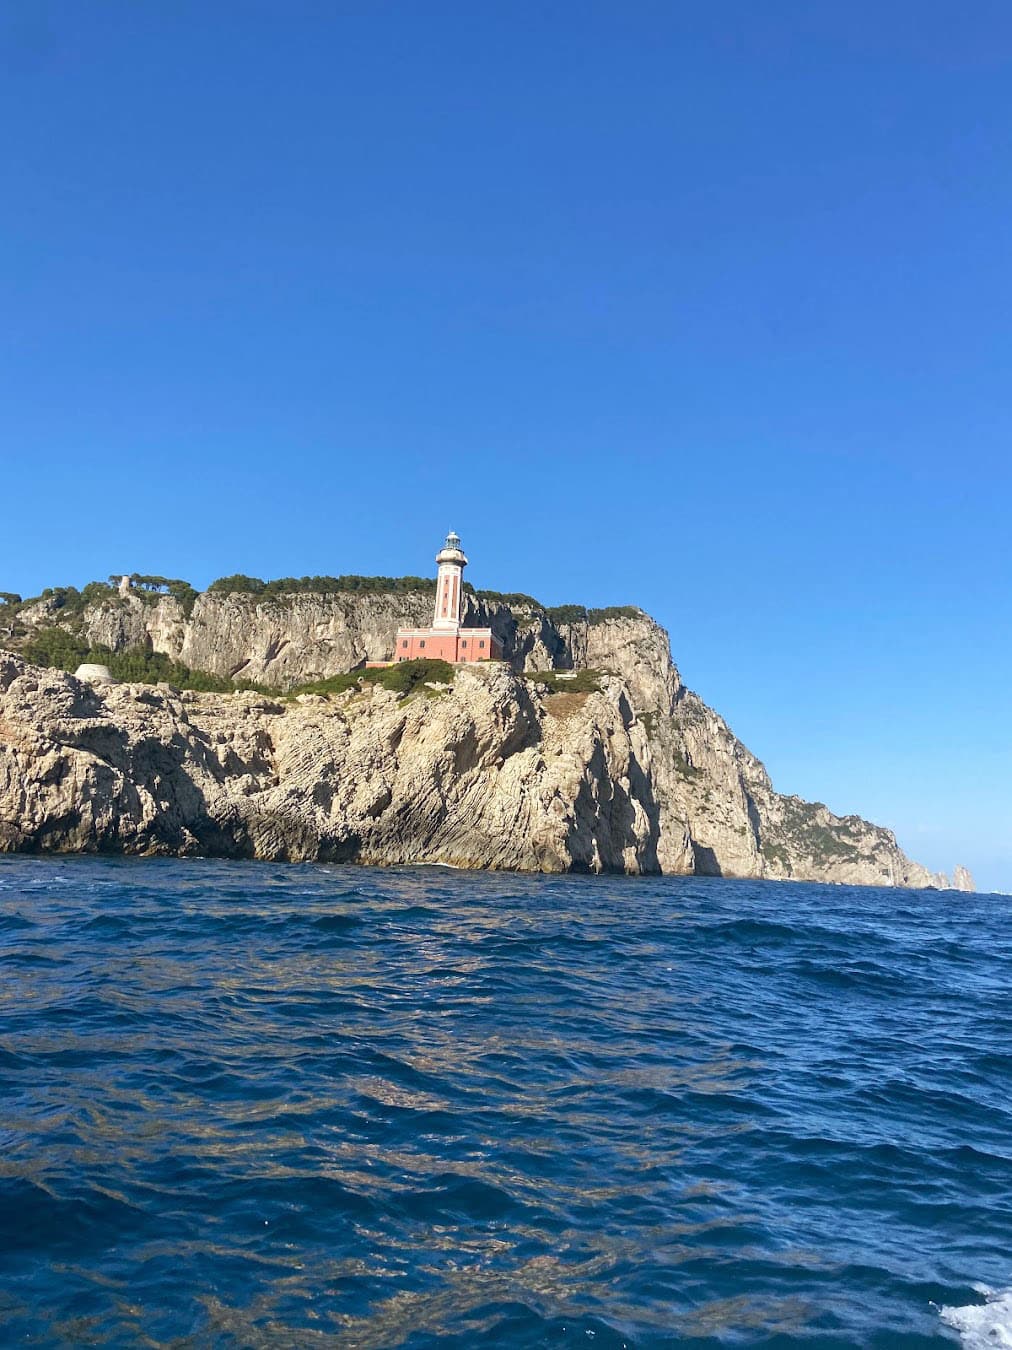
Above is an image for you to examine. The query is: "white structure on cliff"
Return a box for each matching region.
[432,531,467,631]
[74,663,115,685]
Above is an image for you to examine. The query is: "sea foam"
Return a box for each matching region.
[940,1285,1012,1348]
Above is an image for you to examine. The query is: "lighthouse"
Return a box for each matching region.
[432,530,466,631]
[391,531,503,664]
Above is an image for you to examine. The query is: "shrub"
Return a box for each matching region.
[206,574,437,598]
[37,586,82,612]
[545,604,588,625]
[0,592,22,608]
[22,582,121,619]
[206,573,268,595]
[79,581,115,608]
[20,633,271,694]
[22,627,90,670]
[587,606,641,624]
[124,576,200,617]
[291,658,455,699]
[475,589,543,609]
[670,749,700,780]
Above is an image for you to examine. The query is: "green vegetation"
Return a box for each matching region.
[20,632,269,694]
[527,669,603,694]
[761,840,792,867]
[22,626,90,670]
[671,748,700,780]
[778,797,863,863]
[542,604,640,626]
[19,581,119,617]
[475,589,543,609]
[2,578,199,621]
[289,658,455,699]
[26,585,91,616]
[8,573,645,640]
[125,575,200,617]
[206,574,436,598]
[545,604,587,625]
[587,606,640,624]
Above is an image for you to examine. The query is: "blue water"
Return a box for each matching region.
[1,858,1009,1347]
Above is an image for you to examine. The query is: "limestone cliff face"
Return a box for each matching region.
[560,616,952,887]
[0,655,656,872]
[4,587,972,887]
[82,591,438,685]
[0,645,965,888]
[37,590,562,686]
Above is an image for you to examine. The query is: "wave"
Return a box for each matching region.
[939,1285,1012,1347]
[1,854,1009,1345]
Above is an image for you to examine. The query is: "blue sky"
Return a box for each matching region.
[2,2,1010,890]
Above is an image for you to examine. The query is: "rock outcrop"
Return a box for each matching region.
[0,654,657,872]
[0,646,969,887]
[12,589,659,689]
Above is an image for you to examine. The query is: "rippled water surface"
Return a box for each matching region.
[1,858,1010,1347]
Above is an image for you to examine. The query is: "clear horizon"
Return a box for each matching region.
[3,3,1010,890]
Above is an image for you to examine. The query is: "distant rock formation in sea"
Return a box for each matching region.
[0,581,975,887]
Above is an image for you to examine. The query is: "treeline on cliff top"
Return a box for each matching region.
[1,574,640,625]
[1,576,200,619]
[203,576,638,621]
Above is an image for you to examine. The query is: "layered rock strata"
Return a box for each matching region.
[0,649,972,888]
[0,655,656,873]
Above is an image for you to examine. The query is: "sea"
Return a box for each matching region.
[0,857,1009,1348]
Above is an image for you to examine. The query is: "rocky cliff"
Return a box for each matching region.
[11,588,574,687]
[0,655,657,872]
[0,632,973,888]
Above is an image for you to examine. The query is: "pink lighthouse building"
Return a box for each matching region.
[393,532,503,663]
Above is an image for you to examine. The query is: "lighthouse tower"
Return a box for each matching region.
[388,530,504,665]
[432,531,467,631]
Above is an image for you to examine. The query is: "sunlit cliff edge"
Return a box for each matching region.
[0,585,974,888]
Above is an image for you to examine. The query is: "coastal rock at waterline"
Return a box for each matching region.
[952,864,976,893]
[0,651,958,887]
[0,655,657,872]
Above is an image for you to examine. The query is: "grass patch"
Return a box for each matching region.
[544,691,591,718]
[527,669,602,694]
